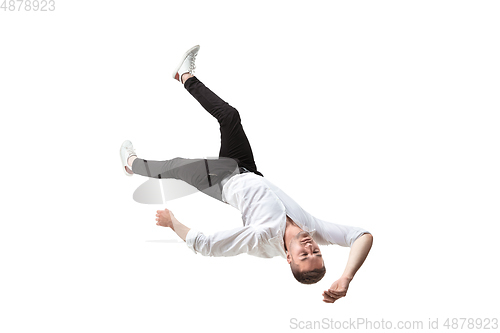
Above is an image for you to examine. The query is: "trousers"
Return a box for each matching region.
[131,76,263,202]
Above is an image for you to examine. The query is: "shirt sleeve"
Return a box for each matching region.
[313,219,371,247]
[282,197,370,247]
[185,225,262,257]
[260,176,370,249]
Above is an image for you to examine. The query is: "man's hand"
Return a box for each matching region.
[322,276,351,303]
[155,209,190,241]
[156,208,174,229]
[322,233,372,304]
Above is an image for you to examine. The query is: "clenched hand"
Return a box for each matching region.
[322,276,350,303]
[156,208,174,229]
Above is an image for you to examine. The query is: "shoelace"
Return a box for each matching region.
[127,146,136,156]
[189,53,197,74]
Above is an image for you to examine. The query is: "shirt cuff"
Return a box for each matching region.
[185,228,200,254]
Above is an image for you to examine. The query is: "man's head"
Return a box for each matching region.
[286,231,326,284]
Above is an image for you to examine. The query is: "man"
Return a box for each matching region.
[119,45,373,303]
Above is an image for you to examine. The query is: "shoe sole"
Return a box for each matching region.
[172,45,200,81]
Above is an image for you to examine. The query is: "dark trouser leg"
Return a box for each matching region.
[184,76,263,177]
[131,157,239,202]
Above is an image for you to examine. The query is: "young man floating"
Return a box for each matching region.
[120,45,373,303]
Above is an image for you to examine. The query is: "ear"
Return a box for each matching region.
[286,251,292,264]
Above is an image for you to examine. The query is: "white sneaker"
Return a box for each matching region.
[172,45,200,84]
[120,140,137,176]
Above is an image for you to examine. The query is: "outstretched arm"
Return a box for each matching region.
[156,208,190,241]
[322,233,373,303]
[155,208,262,257]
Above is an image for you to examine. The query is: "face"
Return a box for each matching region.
[286,231,324,272]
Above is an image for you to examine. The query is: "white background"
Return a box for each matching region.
[1,1,499,332]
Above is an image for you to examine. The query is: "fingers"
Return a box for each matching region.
[325,293,345,301]
[328,287,347,296]
[155,209,170,226]
[322,289,346,304]
[325,290,343,298]
[322,293,337,303]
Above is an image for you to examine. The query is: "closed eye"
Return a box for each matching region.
[300,252,322,261]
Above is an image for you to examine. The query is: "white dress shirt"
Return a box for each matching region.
[185,173,370,258]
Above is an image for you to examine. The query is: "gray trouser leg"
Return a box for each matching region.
[131,157,239,202]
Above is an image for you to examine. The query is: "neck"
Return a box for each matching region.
[284,216,303,252]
